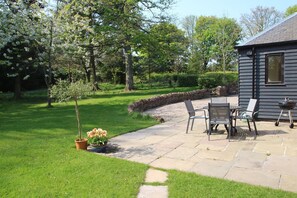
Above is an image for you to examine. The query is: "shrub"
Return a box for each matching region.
[150,73,198,87]
[150,73,175,87]
[176,74,198,87]
[198,72,238,89]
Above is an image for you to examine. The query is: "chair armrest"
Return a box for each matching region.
[253,111,259,117]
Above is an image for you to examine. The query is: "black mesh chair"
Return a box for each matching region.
[210,97,227,103]
[184,100,208,133]
[208,103,231,141]
[210,97,228,130]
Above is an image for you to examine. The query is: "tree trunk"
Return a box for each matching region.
[14,74,22,100]
[124,35,134,91]
[46,20,54,108]
[82,58,91,82]
[74,99,82,140]
[89,45,99,90]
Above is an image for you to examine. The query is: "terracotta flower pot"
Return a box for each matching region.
[75,139,88,150]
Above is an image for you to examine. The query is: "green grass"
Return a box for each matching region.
[168,170,297,197]
[0,86,197,197]
[0,86,296,197]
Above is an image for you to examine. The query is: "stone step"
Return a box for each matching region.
[137,185,168,198]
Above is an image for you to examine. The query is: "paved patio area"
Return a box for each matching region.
[106,96,297,193]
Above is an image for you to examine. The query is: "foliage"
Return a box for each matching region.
[198,71,238,89]
[193,16,241,73]
[0,0,48,99]
[87,128,108,146]
[150,73,198,87]
[51,79,93,140]
[285,4,297,17]
[51,80,93,102]
[212,17,242,71]
[194,16,218,72]
[176,74,198,87]
[240,6,283,39]
[182,15,197,52]
[138,22,188,75]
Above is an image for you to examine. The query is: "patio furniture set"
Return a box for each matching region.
[184,97,258,141]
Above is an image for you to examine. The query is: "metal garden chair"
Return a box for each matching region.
[208,103,231,141]
[184,100,208,133]
[236,99,258,136]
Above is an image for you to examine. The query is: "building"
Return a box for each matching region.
[236,13,297,120]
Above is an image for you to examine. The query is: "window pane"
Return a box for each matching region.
[266,54,284,84]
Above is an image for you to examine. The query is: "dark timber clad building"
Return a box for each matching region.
[236,13,297,120]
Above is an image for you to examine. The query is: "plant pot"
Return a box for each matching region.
[75,139,88,150]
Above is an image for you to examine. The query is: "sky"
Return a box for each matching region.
[170,0,296,23]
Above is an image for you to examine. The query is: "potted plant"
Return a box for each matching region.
[51,79,93,150]
[86,128,108,152]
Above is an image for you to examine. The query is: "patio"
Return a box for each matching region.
[106,95,297,193]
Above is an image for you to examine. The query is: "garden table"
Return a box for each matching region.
[203,104,241,136]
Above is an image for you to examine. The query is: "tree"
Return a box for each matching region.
[135,22,188,83]
[194,16,218,72]
[213,17,242,72]
[285,5,297,17]
[102,0,174,91]
[57,0,108,90]
[182,15,197,53]
[240,6,283,39]
[192,16,241,73]
[51,80,93,141]
[0,0,45,99]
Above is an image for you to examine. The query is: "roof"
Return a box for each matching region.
[237,13,297,48]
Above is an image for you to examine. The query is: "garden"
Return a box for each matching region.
[1,86,296,197]
[1,1,297,197]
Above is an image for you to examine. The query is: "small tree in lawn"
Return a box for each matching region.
[51,79,93,141]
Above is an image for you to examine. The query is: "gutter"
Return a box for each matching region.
[252,47,255,99]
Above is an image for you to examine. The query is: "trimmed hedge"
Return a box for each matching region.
[150,73,198,87]
[198,72,238,89]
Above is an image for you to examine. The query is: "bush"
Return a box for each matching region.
[176,74,198,87]
[198,72,238,89]
[150,73,198,87]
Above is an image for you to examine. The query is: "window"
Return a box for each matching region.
[265,53,284,84]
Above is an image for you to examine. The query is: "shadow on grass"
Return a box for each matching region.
[0,101,157,142]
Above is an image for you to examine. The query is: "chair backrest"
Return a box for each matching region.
[208,103,230,124]
[211,97,227,103]
[246,99,257,117]
[184,100,195,117]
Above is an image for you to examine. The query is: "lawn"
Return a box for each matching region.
[0,86,296,197]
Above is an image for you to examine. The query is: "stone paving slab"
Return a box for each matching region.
[225,166,281,189]
[145,169,168,183]
[233,150,267,169]
[137,185,168,198]
[107,95,297,194]
[190,159,233,178]
[164,146,198,160]
[280,174,297,193]
[150,157,196,171]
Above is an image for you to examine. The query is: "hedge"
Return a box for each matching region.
[150,73,198,87]
[198,71,238,89]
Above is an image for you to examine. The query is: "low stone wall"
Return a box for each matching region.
[128,84,238,113]
[212,83,238,96]
[128,89,211,113]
